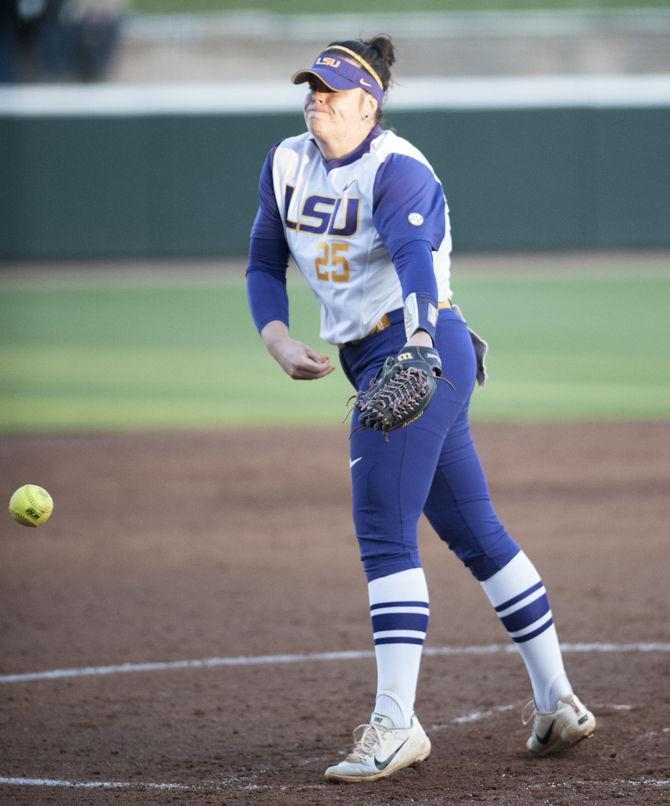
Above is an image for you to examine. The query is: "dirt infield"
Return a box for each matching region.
[1,422,669,804]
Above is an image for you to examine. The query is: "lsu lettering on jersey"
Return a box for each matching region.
[249,126,452,345]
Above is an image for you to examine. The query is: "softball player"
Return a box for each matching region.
[246,35,595,783]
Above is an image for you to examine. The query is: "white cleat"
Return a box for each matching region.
[324,713,431,783]
[524,694,596,756]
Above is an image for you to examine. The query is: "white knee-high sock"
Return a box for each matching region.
[368,568,429,729]
[480,551,572,713]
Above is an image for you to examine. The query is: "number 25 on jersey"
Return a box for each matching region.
[315,242,350,283]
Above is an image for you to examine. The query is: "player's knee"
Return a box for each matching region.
[461,542,521,581]
[426,496,519,581]
[439,526,520,582]
[357,531,420,581]
[362,550,421,583]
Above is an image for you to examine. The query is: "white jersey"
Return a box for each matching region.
[257,128,452,345]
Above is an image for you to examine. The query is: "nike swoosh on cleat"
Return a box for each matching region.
[374,738,408,771]
[536,721,555,745]
[349,456,363,468]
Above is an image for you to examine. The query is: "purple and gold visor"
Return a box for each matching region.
[291,48,384,106]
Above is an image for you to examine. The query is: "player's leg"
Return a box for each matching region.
[324,316,474,782]
[351,316,477,723]
[423,402,595,753]
[422,422,570,707]
[347,418,439,734]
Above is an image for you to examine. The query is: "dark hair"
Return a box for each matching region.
[325,34,396,121]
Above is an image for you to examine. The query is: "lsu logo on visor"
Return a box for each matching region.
[315,56,341,68]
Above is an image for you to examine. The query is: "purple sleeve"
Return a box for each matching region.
[393,240,438,299]
[393,240,439,341]
[246,145,290,333]
[372,153,446,258]
[373,154,444,341]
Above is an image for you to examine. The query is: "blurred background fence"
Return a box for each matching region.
[1,2,670,261]
[1,81,670,260]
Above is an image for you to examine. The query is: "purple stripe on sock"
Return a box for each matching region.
[372,612,429,633]
[513,617,554,644]
[369,601,429,612]
[494,580,543,613]
[374,637,425,646]
[500,594,549,633]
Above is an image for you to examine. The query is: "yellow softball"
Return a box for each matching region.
[9,484,54,527]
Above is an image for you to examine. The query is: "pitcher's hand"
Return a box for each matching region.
[262,321,335,380]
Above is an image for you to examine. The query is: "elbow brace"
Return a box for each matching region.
[403,291,438,343]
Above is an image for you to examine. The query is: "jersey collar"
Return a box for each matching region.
[313,126,383,172]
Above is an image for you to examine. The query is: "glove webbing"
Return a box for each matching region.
[359,365,430,423]
[347,365,455,441]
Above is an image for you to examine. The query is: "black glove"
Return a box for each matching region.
[354,346,450,435]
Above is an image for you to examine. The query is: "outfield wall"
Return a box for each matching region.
[1,77,669,260]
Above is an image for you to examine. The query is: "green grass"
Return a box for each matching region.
[1,266,669,432]
[129,1,670,14]
[456,271,670,421]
